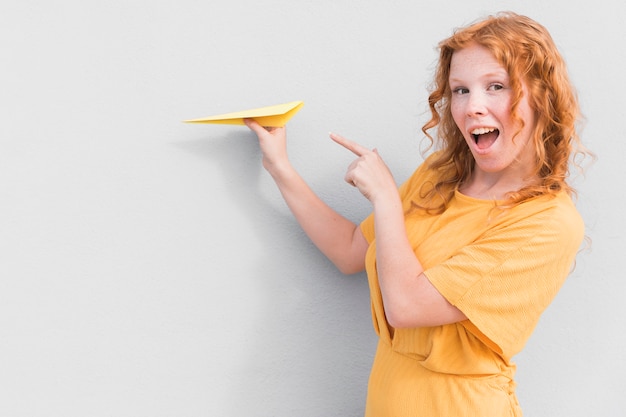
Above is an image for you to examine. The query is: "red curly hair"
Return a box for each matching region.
[420,12,588,212]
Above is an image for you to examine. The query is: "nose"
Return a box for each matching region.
[466,92,487,117]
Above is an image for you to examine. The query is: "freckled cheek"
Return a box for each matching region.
[450,101,465,131]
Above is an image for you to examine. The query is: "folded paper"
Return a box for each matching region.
[184,101,304,127]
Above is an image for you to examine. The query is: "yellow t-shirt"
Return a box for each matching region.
[359,155,584,417]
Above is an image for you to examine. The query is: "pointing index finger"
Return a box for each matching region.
[329,132,371,157]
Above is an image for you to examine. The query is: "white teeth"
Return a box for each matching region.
[471,127,496,135]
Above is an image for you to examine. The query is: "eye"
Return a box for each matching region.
[488,83,504,91]
[452,87,469,95]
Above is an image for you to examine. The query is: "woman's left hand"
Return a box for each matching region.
[329,132,397,205]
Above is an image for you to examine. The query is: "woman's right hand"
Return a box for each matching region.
[244,118,289,175]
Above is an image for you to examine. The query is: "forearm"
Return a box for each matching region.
[372,192,466,327]
[243,121,366,274]
[372,192,426,320]
[269,162,365,274]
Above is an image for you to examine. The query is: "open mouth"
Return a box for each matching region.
[471,127,499,150]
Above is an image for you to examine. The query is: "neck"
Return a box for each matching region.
[459,170,539,200]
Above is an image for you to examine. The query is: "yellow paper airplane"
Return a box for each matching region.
[184,101,304,127]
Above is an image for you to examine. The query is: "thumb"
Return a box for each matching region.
[244,118,264,135]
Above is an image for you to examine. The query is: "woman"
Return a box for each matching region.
[245,12,588,417]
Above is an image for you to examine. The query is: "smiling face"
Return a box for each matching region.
[449,43,538,189]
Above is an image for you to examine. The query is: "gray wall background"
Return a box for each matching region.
[1,1,623,416]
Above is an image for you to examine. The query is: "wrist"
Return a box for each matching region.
[371,188,402,212]
[266,159,296,181]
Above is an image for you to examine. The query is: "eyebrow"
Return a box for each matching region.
[449,71,509,83]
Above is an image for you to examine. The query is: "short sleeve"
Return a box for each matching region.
[424,201,584,359]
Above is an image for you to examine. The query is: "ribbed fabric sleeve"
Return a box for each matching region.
[424,191,584,359]
[358,154,584,416]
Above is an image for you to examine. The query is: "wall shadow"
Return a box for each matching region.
[173,129,373,416]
